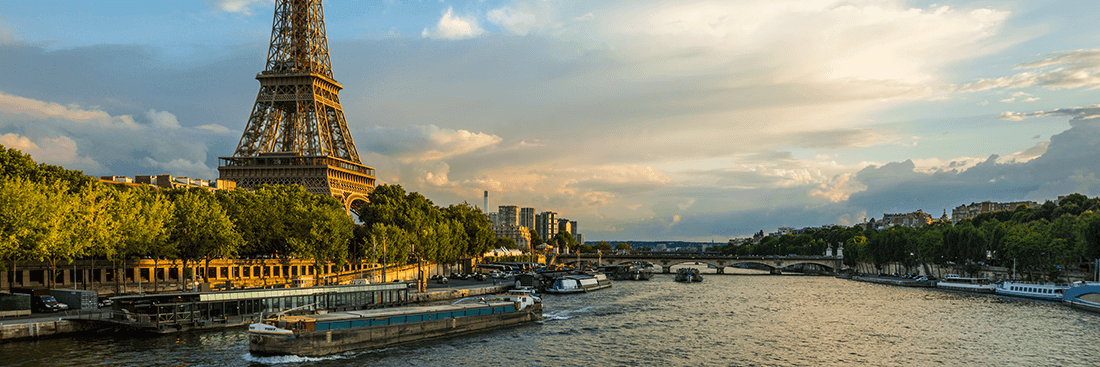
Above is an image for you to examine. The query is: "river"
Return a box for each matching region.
[3,271,1099,366]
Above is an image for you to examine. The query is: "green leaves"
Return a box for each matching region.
[359,185,494,263]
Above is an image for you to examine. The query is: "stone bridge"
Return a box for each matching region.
[554,253,843,274]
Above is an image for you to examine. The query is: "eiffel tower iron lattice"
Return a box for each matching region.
[218,0,375,213]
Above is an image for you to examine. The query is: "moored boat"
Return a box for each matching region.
[995,281,1070,301]
[544,273,612,294]
[1063,285,1100,314]
[248,293,542,357]
[601,264,655,281]
[675,268,703,283]
[936,275,995,293]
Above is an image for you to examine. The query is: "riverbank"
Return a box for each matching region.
[0,282,511,342]
[851,275,934,287]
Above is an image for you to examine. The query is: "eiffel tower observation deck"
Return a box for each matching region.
[219,0,375,214]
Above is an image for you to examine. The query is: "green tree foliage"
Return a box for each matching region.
[494,237,518,250]
[529,229,543,247]
[359,185,495,264]
[169,189,243,283]
[288,200,355,285]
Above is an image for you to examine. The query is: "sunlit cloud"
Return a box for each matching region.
[422,7,484,39]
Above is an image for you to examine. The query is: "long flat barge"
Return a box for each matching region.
[249,292,543,356]
[103,283,410,333]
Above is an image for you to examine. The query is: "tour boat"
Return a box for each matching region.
[544,273,612,294]
[935,275,995,293]
[248,293,542,357]
[995,281,1070,301]
[675,268,703,283]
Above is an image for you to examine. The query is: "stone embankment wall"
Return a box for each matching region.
[0,317,106,342]
[848,261,1092,281]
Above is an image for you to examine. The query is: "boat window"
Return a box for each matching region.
[371,319,388,326]
[315,322,330,331]
[352,320,366,328]
[331,321,350,330]
[504,305,516,313]
[494,307,505,314]
[481,308,493,316]
[407,314,423,323]
[389,316,405,324]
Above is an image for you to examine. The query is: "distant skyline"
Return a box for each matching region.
[3,1,1100,241]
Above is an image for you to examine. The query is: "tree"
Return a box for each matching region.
[529,229,543,247]
[494,237,518,250]
[442,203,493,257]
[614,243,633,251]
[289,201,354,286]
[0,178,70,288]
[116,187,174,292]
[169,189,242,288]
[597,241,613,252]
[69,181,129,291]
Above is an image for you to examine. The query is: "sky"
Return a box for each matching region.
[2,0,1100,242]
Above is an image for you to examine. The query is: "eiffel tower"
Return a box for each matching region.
[218,0,375,214]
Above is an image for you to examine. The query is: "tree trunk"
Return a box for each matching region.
[152,258,159,294]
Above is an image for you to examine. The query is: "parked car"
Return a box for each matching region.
[32,295,66,313]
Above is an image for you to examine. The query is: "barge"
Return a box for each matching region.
[248,292,542,356]
[544,273,612,294]
[104,282,410,333]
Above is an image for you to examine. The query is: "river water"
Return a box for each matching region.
[4,271,1100,366]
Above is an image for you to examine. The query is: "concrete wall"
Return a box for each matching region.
[0,319,105,341]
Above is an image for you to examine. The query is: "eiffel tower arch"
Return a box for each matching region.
[218,0,375,214]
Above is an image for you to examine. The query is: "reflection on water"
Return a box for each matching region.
[3,274,1100,366]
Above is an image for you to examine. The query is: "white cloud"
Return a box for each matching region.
[809,173,866,202]
[206,0,270,15]
[0,90,139,129]
[145,110,181,129]
[0,133,103,173]
[999,91,1039,103]
[360,124,501,163]
[0,132,36,151]
[142,157,216,179]
[196,124,231,134]
[487,0,557,36]
[422,7,484,40]
[0,91,217,177]
[960,49,1100,92]
[999,104,1100,122]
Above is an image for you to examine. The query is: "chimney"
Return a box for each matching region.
[483,190,489,214]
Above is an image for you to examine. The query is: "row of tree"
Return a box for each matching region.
[0,144,357,290]
[716,194,1100,281]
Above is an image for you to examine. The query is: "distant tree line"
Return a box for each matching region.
[716,194,1100,281]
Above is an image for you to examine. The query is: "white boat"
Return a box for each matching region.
[995,281,1069,301]
[936,275,995,293]
[544,273,612,294]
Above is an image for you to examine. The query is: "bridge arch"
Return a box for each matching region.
[556,254,843,275]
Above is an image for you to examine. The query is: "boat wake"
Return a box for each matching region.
[241,352,347,364]
[544,306,593,321]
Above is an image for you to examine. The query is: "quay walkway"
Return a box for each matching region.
[0,279,511,342]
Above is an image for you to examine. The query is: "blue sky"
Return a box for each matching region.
[3,0,1100,241]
